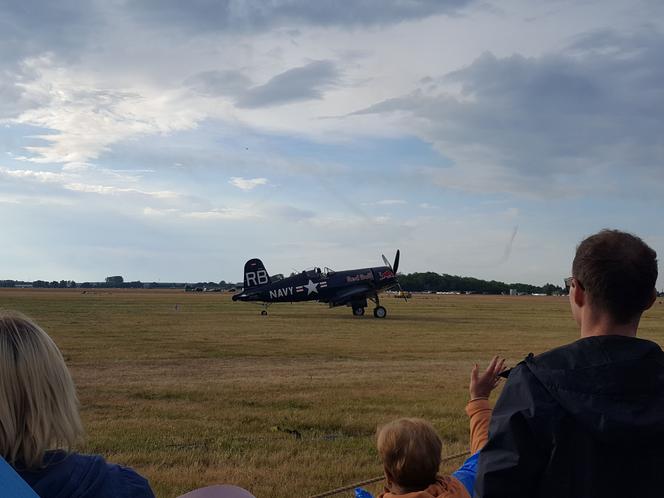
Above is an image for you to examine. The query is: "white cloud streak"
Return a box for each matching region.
[229,177,269,191]
[0,166,180,200]
[375,199,407,205]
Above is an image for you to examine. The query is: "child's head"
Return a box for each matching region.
[376,418,442,491]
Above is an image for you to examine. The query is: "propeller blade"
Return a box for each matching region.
[382,254,392,270]
[393,249,400,275]
[397,282,408,302]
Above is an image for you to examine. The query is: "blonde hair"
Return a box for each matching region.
[376,418,442,490]
[0,311,83,468]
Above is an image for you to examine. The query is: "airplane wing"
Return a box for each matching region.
[327,284,373,305]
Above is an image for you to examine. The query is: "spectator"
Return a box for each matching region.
[375,357,505,497]
[0,310,155,498]
[475,229,662,498]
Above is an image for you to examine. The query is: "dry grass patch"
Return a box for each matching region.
[2,289,663,497]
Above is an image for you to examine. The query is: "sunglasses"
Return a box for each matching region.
[564,277,585,291]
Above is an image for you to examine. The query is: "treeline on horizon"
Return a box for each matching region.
[1,273,662,296]
[0,272,567,295]
[0,276,241,290]
[398,272,564,295]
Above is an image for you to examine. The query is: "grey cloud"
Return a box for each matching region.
[0,0,475,69]
[351,28,664,197]
[237,60,339,108]
[184,70,252,97]
[0,61,60,119]
[0,1,107,118]
[0,0,103,64]
[0,75,25,118]
[127,0,473,33]
[183,61,339,107]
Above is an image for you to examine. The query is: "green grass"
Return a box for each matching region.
[2,289,663,497]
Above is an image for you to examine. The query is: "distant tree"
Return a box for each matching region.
[542,283,563,295]
[105,276,124,287]
[399,272,560,295]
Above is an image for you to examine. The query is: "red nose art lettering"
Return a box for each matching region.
[345,271,373,283]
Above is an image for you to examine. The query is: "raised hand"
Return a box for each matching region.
[470,356,507,400]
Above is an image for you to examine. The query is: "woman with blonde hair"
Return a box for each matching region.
[0,310,155,498]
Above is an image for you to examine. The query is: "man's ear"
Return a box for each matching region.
[645,288,657,311]
[572,280,585,307]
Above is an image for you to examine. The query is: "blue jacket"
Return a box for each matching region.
[16,451,155,498]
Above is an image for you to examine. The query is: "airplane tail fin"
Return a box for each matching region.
[243,258,271,289]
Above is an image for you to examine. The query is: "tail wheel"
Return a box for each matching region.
[352,306,365,317]
[373,306,387,318]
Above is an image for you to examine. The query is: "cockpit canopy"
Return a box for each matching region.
[301,267,335,278]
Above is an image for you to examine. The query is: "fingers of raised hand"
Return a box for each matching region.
[490,357,506,373]
[486,355,499,372]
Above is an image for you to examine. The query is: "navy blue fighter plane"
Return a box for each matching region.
[232,250,404,318]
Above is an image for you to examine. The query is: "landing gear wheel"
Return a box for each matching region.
[352,306,365,317]
[373,306,387,318]
[261,310,268,316]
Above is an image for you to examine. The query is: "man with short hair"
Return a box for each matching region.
[475,229,662,498]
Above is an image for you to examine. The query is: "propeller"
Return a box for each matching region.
[381,250,407,301]
[381,249,400,274]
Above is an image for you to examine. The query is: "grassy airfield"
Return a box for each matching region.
[2,289,663,497]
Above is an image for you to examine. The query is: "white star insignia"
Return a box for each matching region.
[304,279,319,295]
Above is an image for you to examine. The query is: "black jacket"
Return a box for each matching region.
[475,335,664,498]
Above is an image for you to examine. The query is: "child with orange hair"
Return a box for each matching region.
[374,357,505,498]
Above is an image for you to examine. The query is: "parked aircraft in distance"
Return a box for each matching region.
[232,251,405,318]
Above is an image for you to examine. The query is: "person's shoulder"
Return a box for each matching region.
[500,360,541,392]
[527,336,664,371]
[46,452,155,498]
[530,342,581,367]
[518,340,595,373]
[101,462,156,498]
[18,451,102,494]
[498,343,579,380]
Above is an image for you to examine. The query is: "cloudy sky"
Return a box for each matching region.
[1,0,663,287]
